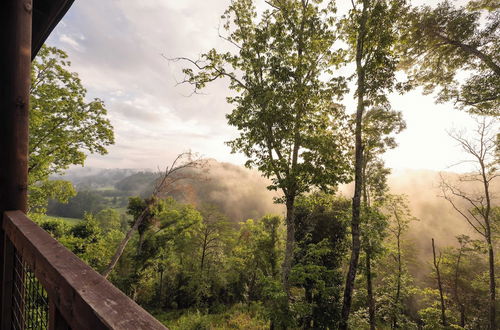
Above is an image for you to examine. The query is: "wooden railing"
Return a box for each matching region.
[1,210,167,329]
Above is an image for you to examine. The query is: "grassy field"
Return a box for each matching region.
[41,214,81,226]
[153,304,269,330]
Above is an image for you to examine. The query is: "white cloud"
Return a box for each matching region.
[59,34,84,51]
[46,0,486,172]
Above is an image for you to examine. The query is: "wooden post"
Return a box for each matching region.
[0,237,15,329]
[0,0,32,212]
[49,300,70,330]
[0,0,33,327]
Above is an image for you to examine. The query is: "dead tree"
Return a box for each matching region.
[440,117,498,329]
[384,194,417,329]
[101,152,206,278]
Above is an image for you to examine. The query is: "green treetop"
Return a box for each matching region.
[178,0,351,299]
[29,45,114,212]
[401,1,500,116]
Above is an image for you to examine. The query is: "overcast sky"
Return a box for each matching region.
[46,0,481,172]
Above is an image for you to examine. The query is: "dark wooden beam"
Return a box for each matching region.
[0,0,32,214]
[3,211,167,330]
[32,0,76,60]
[0,0,77,212]
[0,1,33,326]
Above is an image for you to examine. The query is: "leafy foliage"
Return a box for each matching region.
[401,1,500,115]
[29,45,114,212]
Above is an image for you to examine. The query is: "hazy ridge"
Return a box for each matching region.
[59,161,494,249]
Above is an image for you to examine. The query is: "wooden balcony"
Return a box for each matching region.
[0,0,168,328]
[1,211,166,329]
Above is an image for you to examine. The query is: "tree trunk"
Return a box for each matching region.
[270,223,278,279]
[392,231,402,329]
[200,233,207,271]
[453,245,465,328]
[481,157,496,330]
[248,271,257,301]
[158,269,163,303]
[366,251,376,330]
[432,238,447,327]
[486,238,496,330]
[137,230,145,254]
[340,2,368,326]
[362,154,375,330]
[282,197,296,297]
[101,208,149,278]
[460,305,465,329]
[304,280,313,328]
[430,30,500,77]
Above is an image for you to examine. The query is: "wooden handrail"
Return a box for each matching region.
[3,210,167,330]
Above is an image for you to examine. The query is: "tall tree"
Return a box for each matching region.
[431,238,447,327]
[360,206,386,330]
[382,194,417,329]
[438,235,488,328]
[440,117,498,329]
[177,0,350,299]
[30,45,114,212]
[230,215,284,325]
[125,196,159,254]
[197,205,230,272]
[401,1,500,116]
[339,1,407,327]
[359,107,405,330]
[293,193,350,329]
[361,108,405,206]
[451,236,469,328]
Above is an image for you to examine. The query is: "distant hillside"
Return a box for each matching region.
[108,160,284,222]
[55,163,497,252]
[50,161,283,222]
[181,160,284,221]
[51,167,140,190]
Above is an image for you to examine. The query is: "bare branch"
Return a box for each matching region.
[101,151,208,278]
[438,117,498,240]
[217,20,242,50]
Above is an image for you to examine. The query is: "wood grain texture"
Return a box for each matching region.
[4,211,167,330]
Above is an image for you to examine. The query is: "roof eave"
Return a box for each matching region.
[32,0,75,60]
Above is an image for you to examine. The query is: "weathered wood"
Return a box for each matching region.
[49,300,70,330]
[0,0,32,214]
[32,0,75,59]
[0,1,33,326]
[1,236,15,330]
[4,211,167,330]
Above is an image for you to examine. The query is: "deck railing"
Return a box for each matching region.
[1,210,167,329]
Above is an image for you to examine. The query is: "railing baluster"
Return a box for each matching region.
[49,300,70,330]
[2,211,167,329]
[1,235,15,329]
